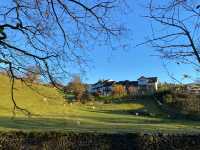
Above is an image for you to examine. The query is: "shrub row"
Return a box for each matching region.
[1,132,200,150]
[154,90,200,114]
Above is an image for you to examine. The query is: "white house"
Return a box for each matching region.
[137,76,159,91]
[186,84,200,94]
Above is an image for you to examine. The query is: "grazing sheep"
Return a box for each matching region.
[43,98,47,102]
[77,120,81,125]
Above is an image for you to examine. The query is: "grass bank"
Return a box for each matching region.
[0,75,200,133]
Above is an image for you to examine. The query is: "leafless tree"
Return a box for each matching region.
[65,75,86,101]
[142,0,200,73]
[0,0,125,115]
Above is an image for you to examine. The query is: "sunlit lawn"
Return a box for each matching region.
[1,75,200,133]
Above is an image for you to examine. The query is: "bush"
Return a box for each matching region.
[104,99,112,104]
[1,131,200,150]
[64,75,86,102]
[164,94,173,104]
[155,90,200,115]
[92,91,101,97]
[81,92,95,103]
[154,90,172,103]
[112,84,126,96]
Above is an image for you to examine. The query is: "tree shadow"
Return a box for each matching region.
[0,116,199,133]
[86,98,168,118]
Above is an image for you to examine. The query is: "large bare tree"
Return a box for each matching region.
[0,0,125,115]
[143,0,200,74]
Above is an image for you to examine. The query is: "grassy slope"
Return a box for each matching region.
[0,75,200,133]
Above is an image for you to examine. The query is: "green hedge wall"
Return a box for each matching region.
[0,132,200,150]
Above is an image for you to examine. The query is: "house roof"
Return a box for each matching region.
[129,81,138,86]
[92,76,158,88]
[116,80,129,85]
[138,76,158,83]
[147,77,158,83]
[93,80,104,85]
[103,80,116,87]
[138,76,146,80]
[116,80,138,86]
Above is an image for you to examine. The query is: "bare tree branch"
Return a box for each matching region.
[143,0,200,67]
[0,0,125,115]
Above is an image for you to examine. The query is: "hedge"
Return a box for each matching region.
[0,132,200,150]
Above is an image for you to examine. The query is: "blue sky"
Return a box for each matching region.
[82,0,199,84]
[0,0,199,84]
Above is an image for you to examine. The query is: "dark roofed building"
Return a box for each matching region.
[116,80,138,86]
[129,81,138,86]
[103,80,115,85]
[147,77,158,83]
[88,79,116,96]
[116,80,139,96]
[88,76,159,96]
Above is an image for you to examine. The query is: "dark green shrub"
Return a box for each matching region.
[164,94,173,104]
[92,91,101,97]
[80,92,95,104]
[174,93,190,99]
[154,90,172,103]
[155,89,200,116]
[104,99,112,104]
[1,132,200,150]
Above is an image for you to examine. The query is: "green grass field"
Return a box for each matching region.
[0,75,200,133]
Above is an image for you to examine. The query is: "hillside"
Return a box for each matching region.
[0,75,200,133]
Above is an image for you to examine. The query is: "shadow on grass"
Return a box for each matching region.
[0,99,199,133]
[0,114,200,133]
[0,117,73,131]
[85,98,168,118]
[0,116,158,130]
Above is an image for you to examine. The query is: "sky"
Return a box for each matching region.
[82,0,200,84]
[0,0,199,84]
